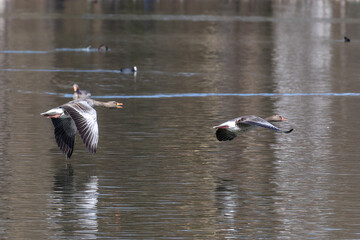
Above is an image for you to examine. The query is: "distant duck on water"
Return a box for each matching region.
[213,115,293,141]
[344,36,351,42]
[98,44,110,51]
[120,66,137,74]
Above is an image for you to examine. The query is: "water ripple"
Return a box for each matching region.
[16,90,360,98]
[95,93,360,98]
[0,48,101,54]
[0,68,119,73]
[2,13,360,24]
[0,68,197,76]
[0,50,50,54]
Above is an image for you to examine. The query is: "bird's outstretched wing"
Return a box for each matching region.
[51,117,77,159]
[240,117,293,134]
[62,101,99,153]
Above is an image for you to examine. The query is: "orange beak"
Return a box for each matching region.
[73,84,78,92]
[281,117,287,121]
[116,102,123,108]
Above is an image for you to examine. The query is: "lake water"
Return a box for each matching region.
[1,0,360,239]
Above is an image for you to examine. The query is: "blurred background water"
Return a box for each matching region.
[0,0,360,239]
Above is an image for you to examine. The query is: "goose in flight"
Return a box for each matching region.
[41,98,123,158]
[213,115,293,141]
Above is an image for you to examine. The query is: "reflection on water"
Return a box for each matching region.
[51,167,99,238]
[272,3,335,236]
[0,48,102,54]
[0,50,49,54]
[1,0,360,239]
[18,89,360,100]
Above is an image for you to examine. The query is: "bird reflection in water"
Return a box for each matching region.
[51,168,99,237]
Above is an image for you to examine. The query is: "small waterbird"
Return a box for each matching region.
[98,44,109,51]
[120,66,137,74]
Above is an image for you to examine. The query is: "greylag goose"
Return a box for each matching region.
[41,98,123,158]
[213,115,293,141]
[120,66,137,74]
[73,84,91,100]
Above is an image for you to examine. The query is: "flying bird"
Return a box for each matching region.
[213,115,293,141]
[41,98,123,158]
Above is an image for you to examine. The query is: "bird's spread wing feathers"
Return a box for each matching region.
[62,101,99,153]
[241,118,293,133]
[51,118,77,159]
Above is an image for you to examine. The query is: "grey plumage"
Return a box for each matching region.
[51,117,77,158]
[41,98,122,158]
[214,115,293,142]
[61,101,99,155]
[73,84,91,100]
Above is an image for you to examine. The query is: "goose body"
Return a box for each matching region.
[41,98,123,158]
[213,115,293,141]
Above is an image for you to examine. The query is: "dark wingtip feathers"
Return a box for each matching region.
[51,118,76,159]
[284,128,294,134]
[216,128,237,141]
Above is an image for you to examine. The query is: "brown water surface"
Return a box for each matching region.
[0,0,360,239]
